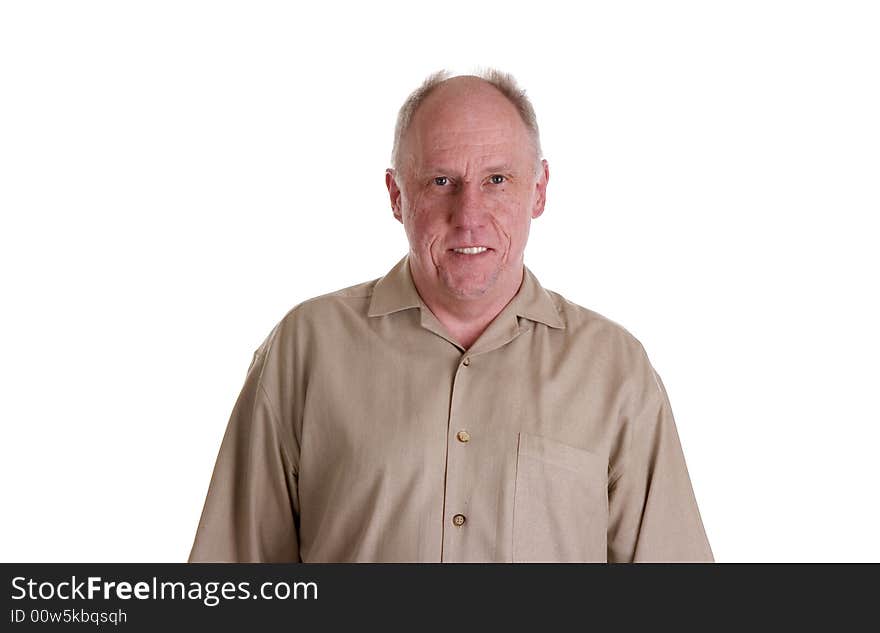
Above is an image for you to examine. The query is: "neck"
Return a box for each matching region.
[409,262,524,350]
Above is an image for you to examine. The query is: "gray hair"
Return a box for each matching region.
[390,68,543,173]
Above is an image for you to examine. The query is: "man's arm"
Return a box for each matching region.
[606,359,714,563]
[188,346,301,562]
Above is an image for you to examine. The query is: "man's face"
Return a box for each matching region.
[386,78,549,306]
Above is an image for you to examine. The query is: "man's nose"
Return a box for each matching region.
[449,182,487,227]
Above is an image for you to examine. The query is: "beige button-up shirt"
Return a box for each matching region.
[188,255,714,563]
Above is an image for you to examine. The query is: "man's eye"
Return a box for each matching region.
[433,176,449,186]
[489,174,505,185]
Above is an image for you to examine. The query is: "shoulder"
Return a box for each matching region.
[283,277,379,322]
[545,287,666,411]
[253,275,381,359]
[541,287,659,385]
[551,288,648,352]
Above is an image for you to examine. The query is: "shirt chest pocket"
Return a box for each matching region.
[512,432,608,562]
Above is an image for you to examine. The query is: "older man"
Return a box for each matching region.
[188,69,714,563]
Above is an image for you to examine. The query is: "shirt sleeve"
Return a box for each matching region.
[606,358,714,563]
[188,345,301,562]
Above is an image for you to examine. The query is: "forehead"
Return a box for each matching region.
[406,81,532,167]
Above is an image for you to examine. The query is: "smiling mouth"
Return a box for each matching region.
[450,246,491,255]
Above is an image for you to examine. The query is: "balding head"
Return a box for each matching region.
[390,69,543,176]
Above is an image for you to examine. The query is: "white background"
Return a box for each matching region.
[2,1,878,562]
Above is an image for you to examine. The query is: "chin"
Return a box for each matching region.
[440,270,499,299]
[445,284,491,299]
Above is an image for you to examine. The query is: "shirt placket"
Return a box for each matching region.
[440,352,476,561]
[438,316,525,562]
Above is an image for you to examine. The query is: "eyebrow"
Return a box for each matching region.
[420,164,515,175]
[483,164,514,174]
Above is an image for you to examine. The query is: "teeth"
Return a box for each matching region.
[453,246,488,255]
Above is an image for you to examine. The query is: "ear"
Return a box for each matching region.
[531,159,550,220]
[386,169,404,224]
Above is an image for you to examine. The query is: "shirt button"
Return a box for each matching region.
[456,430,470,443]
[452,513,466,527]
[462,357,471,366]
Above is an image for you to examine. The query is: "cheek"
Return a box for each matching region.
[405,209,444,252]
[494,200,532,236]
[407,197,446,234]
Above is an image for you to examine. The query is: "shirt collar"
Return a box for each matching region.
[368,254,565,330]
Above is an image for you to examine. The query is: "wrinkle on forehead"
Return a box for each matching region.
[429,124,516,146]
[404,98,532,179]
[423,134,516,165]
[399,78,532,168]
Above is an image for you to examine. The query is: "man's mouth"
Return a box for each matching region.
[450,246,491,255]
